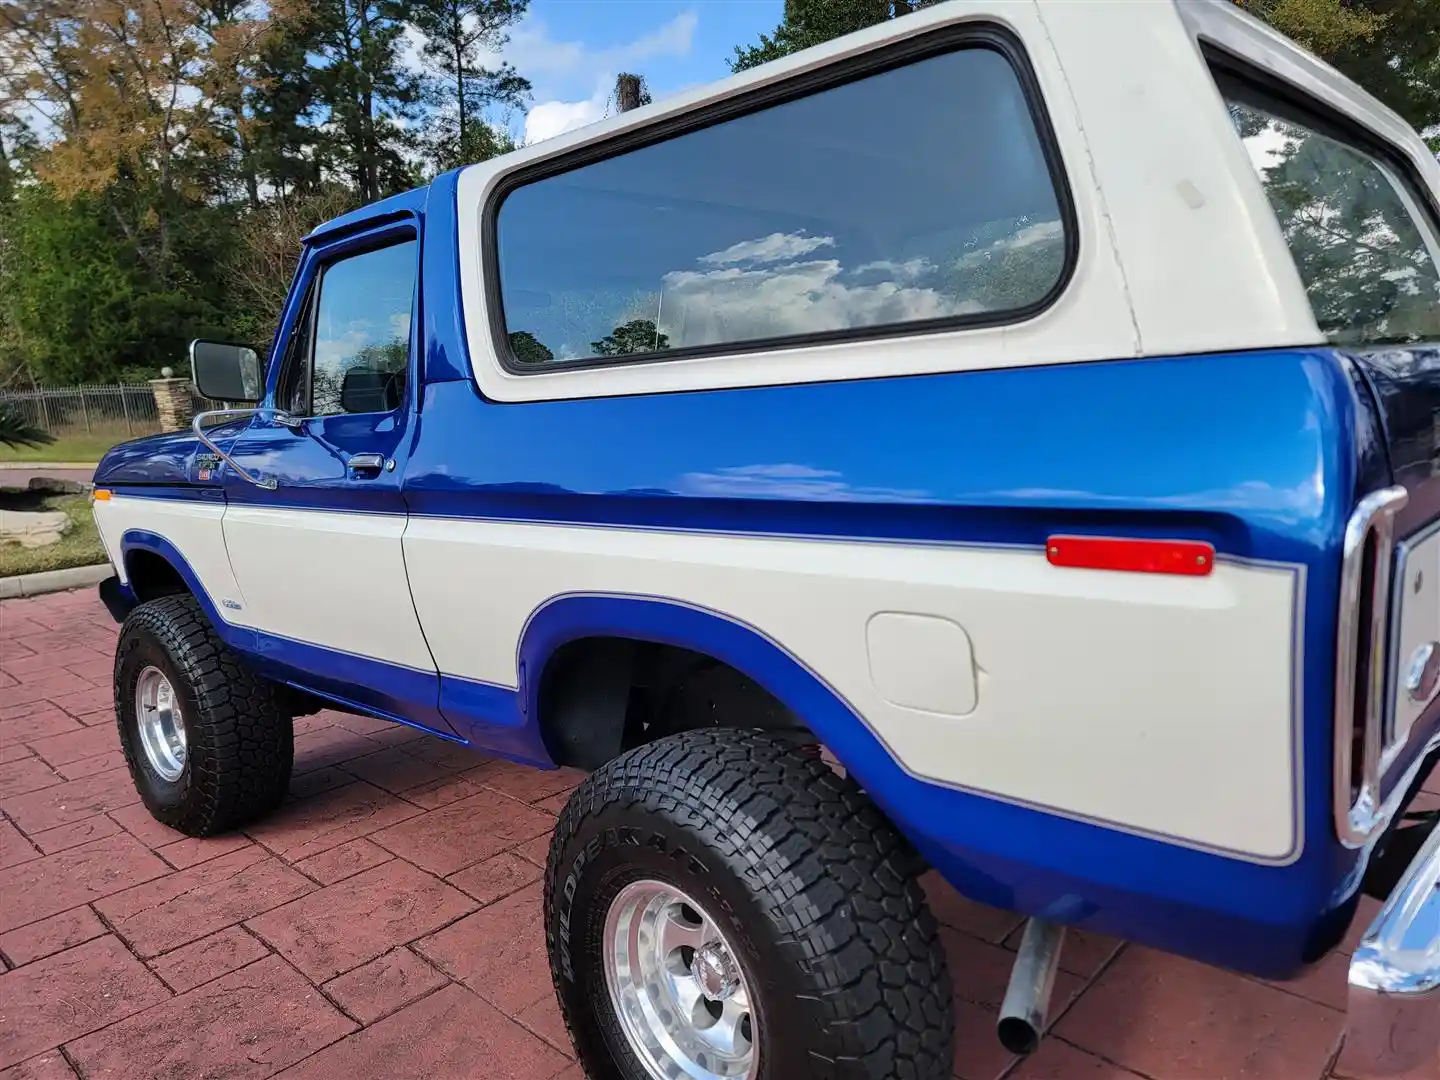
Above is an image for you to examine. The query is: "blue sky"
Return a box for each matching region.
[475,0,784,143]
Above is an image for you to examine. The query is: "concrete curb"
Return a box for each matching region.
[0,563,110,600]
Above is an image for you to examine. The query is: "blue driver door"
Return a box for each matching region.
[217,227,453,736]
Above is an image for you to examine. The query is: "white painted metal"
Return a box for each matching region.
[403,517,1302,862]
[221,505,436,672]
[450,0,1354,405]
[93,494,247,620]
[864,612,979,716]
[1036,0,1324,355]
[454,1,1139,403]
[93,0,1420,870]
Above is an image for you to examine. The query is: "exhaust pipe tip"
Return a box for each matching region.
[996,1015,1042,1056]
[996,918,1066,1057]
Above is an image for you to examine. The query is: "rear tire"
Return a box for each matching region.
[114,594,292,836]
[544,728,954,1080]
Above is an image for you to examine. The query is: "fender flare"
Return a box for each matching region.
[118,530,227,628]
[515,592,923,824]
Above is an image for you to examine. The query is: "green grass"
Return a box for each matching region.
[0,426,155,464]
[0,491,108,577]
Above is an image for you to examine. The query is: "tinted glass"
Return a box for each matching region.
[1225,98,1440,346]
[496,46,1067,366]
[309,240,416,415]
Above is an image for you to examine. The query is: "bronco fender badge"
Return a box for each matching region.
[1403,641,1440,704]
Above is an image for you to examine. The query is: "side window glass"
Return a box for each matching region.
[1223,96,1440,346]
[495,45,1069,367]
[307,239,417,416]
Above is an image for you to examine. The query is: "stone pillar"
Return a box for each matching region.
[150,377,194,433]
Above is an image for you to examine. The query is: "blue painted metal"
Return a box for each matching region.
[517,592,1358,978]
[305,184,430,243]
[418,170,472,386]
[399,344,1403,980]
[438,674,549,766]
[220,217,424,512]
[117,531,461,742]
[93,181,1440,985]
[406,349,1354,566]
[95,421,247,490]
[1347,346,1440,540]
[107,484,224,504]
[1343,345,1440,795]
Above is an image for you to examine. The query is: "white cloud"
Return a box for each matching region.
[441,8,699,145]
[854,257,937,281]
[699,232,836,267]
[487,10,698,86]
[524,96,608,144]
[659,243,982,348]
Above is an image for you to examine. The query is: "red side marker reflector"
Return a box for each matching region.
[1045,535,1215,576]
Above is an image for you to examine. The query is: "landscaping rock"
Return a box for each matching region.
[26,477,88,495]
[0,508,72,548]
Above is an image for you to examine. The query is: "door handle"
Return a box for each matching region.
[347,452,387,477]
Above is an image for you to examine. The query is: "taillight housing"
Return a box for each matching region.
[1334,486,1407,847]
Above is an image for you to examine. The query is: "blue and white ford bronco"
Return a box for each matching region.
[89,1,1439,1076]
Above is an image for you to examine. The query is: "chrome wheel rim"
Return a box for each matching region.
[603,879,757,1080]
[135,666,186,782]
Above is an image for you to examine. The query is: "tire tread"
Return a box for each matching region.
[545,728,954,1080]
[115,594,291,836]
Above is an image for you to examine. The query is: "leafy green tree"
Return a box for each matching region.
[1228,100,1440,344]
[591,319,669,357]
[945,222,1065,314]
[731,0,937,72]
[508,330,554,363]
[192,0,275,209]
[246,21,327,198]
[0,186,231,383]
[409,0,529,172]
[226,185,358,349]
[285,0,422,202]
[1235,1,1440,142]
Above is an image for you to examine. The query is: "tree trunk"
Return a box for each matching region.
[455,37,466,149]
[237,127,260,209]
[616,73,642,112]
[0,129,12,204]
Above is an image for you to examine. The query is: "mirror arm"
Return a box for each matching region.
[192,408,278,491]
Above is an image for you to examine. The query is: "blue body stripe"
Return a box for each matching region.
[92,179,1440,983]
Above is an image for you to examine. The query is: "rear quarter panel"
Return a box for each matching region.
[402,340,1361,978]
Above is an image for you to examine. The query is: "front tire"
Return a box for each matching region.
[114,594,292,836]
[544,728,954,1080]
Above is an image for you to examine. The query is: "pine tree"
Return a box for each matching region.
[283,0,422,202]
[730,0,936,73]
[409,0,529,172]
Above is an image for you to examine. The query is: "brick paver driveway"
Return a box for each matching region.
[2,588,1436,1080]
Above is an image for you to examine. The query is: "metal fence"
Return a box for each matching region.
[0,383,219,439]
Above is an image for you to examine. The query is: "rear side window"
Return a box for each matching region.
[1222,94,1440,346]
[494,41,1070,368]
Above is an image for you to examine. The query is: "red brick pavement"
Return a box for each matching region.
[1,588,1436,1080]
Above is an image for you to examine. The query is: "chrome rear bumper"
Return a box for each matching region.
[1339,819,1440,1078]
